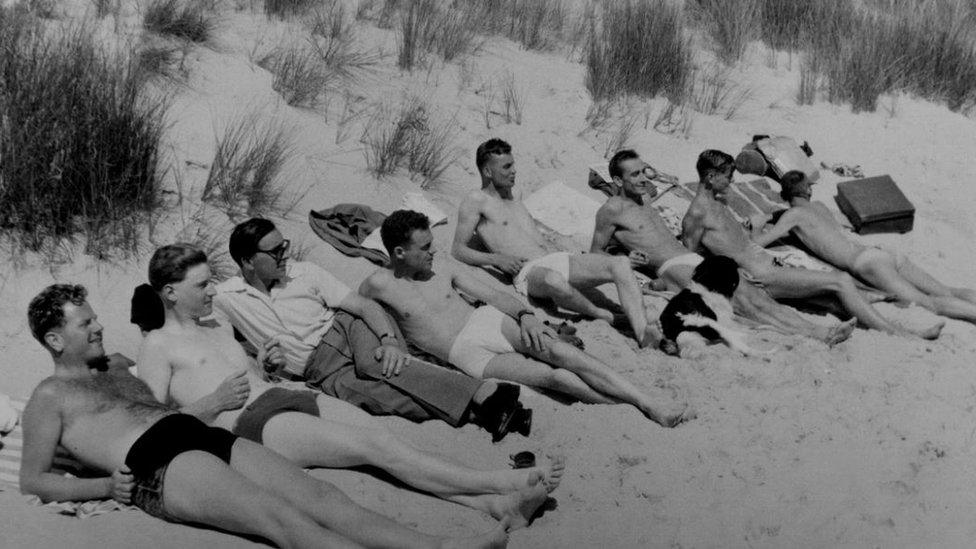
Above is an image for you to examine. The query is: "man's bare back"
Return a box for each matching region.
[361,263,476,360]
[28,366,172,473]
[683,193,769,273]
[768,202,864,269]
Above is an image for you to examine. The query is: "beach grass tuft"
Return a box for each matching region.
[143,0,215,43]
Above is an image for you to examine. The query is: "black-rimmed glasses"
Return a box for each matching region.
[256,239,290,263]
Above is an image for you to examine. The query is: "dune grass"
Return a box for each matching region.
[265,0,318,19]
[203,115,293,218]
[691,0,762,63]
[395,0,482,70]
[362,97,458,187]
[259,43,335,108]
[584,0,692,102]
[143,0,215,43]
[0,10,165,257]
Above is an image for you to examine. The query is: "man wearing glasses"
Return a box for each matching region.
[212,218,530,441]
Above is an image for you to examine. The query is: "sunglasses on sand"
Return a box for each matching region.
[255,239,290,263]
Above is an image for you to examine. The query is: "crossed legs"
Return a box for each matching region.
[161,440,508,549]
[260,396,557,527]
[853,249,976,324]
[526,254,657,347]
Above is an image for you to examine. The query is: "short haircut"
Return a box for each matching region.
[779,170,810,201]
[148,243,208,291]
[229,217,277,266]
[28,284,88,347]
[608,149,640,180]
[692,255,740,298]
[381,210,430,256]
[695,149,735,181]
[475,138,512,171]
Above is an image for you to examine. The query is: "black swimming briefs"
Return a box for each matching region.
[125,413,238,521]
[232,387,320,444]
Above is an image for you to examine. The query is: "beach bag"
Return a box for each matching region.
[835,175,915,234]
[752,136,820,183]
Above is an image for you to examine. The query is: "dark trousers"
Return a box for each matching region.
[303,311,480,426]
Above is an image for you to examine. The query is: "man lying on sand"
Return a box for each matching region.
[208,217,529,442]
[682,150,943,340]
[452,138,660,348]
[590,149,853,346]
[362,210,692,428]
[749,170,976,325]
[20,284,508,549]
[136,244,560,530]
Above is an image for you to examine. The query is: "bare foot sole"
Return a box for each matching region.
[537,455,565,493]
[824,318,856,346]
[441,525,508,549]
[488,471,549,531]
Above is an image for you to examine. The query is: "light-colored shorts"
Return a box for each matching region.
[657,252,704,279]
[447,306,515,379]
[513,252,572,295]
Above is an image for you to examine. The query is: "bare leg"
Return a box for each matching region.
[757,266,942,339]
[857,253,976,324]
[229,439,508,549]
[162,449,361,549]
[526,266,613,322]
[497,316,689,427]
[263,401,561,495]
[568,254,656,347]
[734,279,854,344]
[483,353,615,404]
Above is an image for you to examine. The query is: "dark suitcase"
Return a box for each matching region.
[835,175,914,234]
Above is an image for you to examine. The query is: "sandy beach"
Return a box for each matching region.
[3,1,976,547]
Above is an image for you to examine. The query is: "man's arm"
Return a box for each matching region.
[338,291,410,376]
[681,206,707,253]
[751,209,800,248]
[589,203,619,254]
[451,269,556,352]
[451,194,524,275]
[19,383,116,502]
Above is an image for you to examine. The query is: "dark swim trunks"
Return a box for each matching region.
[232,387,320,444]
[124,413,238,521]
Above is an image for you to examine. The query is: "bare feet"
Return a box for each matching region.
[822,318,856,346]
[643,403,696,428]
[486,471,549,531]
[441,525,508,549]
[536,455,565,493]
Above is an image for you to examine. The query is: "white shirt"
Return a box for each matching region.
[213,261,352,375]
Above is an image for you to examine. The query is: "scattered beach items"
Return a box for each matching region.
[820,162,864,178]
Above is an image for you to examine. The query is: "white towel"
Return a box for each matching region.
[402,192,448,226]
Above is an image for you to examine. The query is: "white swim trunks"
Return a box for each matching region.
[447,306,516,379]
[512,252,571,295]
[657,252,704,279]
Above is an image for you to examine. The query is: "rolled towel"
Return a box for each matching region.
[0,394,18,435]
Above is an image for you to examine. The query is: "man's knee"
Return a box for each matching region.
[829,271,858,293]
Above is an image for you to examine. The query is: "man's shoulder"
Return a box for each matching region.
[459,188,490,208]
[362,268,395,292]
[27,376,71,410]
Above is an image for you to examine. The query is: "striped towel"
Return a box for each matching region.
[0,398,135,518]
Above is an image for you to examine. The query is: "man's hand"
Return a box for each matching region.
[494,254,527,276]
[213,370,250,410]
[109,467,134,504]
[745,213,770,232]
[629,250,650,268]
[374,344,410,377]
[519,314,556,353]
[257,337,285,379]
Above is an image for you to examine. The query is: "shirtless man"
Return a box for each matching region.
[590,149,853,345]
[750,170,976,324]
[682,150,943,339]
[452,138,658,347]
[363,210,690,428]
[137,244,558,530]
[21,284,507,549]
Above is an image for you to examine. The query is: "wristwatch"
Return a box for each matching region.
[516,309,535,323]
[379,333,397,343]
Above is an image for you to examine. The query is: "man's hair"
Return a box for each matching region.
[692,255,740,298]
[229,217,277,266]
[148,243,208,291]
[608,149,640,180]
[28,284,88,347]
[695,149,735,181]
[779,170,811,201]
[475,138,512,171]
[381,210,430,256]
